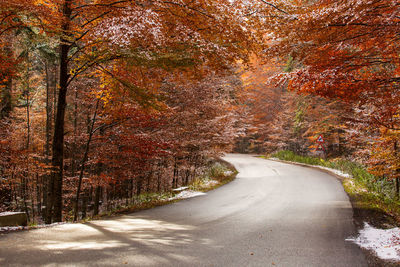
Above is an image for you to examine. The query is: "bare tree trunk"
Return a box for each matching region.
[93,186,101,216]
[81,192,87,219]
[146,168,153,193]
[73,96,101,221]
[395,141,400,199]
[173,158,178,189]
[157,161,162,192]
[36,173,41,220]
[136,178,143,196]
[24,46,31,149]
[47,0,72,223]
[42,60,54,219]
[71,89,78,176]
[185,169,190,185]
[26,84,30,149]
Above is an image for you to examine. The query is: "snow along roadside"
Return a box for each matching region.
[346,223,400,261]
[269,157,352,178]
[168,179,220,201]
[268,157,400,262]
[168,190,206,201]
[0,222,67,233]
[0,190,209,233]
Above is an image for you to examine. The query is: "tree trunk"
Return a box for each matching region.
[173,158,178,189]
[136,178,143,196]
[395,141,400,199]
[42,59,55,220]
[46,0,72,223]
[185,169,190,185]
[73,96,101,221]
[25,83,30,149]
[0,44,12,119]
[146,168,153,193]
[71,89,78,176]
[157,161,162,192]
[93,186,101,216]
[81,193,87,219]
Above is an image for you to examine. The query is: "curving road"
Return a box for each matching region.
[0,154,367,266]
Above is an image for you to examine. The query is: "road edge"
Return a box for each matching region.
[0,158,238,236]
[265,157,400,267]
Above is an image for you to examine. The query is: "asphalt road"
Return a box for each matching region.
[0,154,367,266]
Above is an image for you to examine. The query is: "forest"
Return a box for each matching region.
[0,0,399,224]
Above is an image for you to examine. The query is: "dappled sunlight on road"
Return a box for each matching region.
[38,216,197,251]
[0,215,207,266]
[1,155,368,266]
[42,240,123,250]
[97,217,194,232]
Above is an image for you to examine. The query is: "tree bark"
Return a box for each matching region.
[395,141,400,199]
[71,89,79,176]
[46,0,72,223]
[42,59,55,219]
[25,80,30,150]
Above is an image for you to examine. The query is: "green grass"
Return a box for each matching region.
[342,178,400,220]
[271,150,400,222]
[272,150,375,186]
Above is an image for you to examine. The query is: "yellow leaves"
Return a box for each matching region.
[96,71,114,106]
[33,0,55,8]
[69,68,77,76]
[99,88,112,106]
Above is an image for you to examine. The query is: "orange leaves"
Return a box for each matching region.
[256,0,400,179]
[368,129,400,179]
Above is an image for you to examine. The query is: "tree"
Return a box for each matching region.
[15,0,257,223]
[1,0,292,223]
[260,0,400,180]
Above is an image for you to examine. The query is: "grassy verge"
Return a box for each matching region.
[271,150,400,225]
[93,160,237,220]
[189,160,237,192]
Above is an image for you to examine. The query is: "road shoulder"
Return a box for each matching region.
[265,157,400,267]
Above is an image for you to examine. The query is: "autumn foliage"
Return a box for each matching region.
[0,0,264,223]
[239,0,400,193]
[1,0,399,223]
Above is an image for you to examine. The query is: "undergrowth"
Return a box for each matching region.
[93,160,237,220]
[190,162,236,192]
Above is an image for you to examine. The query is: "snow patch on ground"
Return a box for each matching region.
[0,226,28,232]
[169,190,206,201]
[202,179,219,187]
[172,186,189,191]
[347,222,400,261]
[0,212,23,216]
[269,158,352,179]
[224,170,234,176]
[0,222,66,233]
[315,166,352,178]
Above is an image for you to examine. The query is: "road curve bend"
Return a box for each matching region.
[0,154,366,266]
